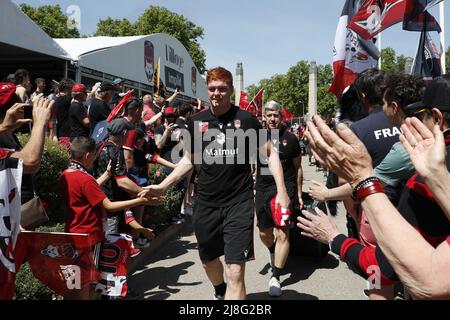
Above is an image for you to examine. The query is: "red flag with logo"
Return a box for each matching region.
[349,0,407,40]
[239,91,250,110]
[329,0,380,97]
[19,231,100,295]
[403,0,442,32]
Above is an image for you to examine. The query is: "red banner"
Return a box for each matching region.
[18,231,100,295]
[239,91,250,110]
[282,107,295,123]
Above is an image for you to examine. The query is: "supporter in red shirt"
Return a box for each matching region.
[59,136,162,300]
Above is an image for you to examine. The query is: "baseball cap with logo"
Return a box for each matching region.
[107,118,134,136]
[405,75,450,116]
[0,83,17,109]
[72,84,87,94]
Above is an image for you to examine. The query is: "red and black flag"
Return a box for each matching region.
[248,87,265,121]
[349,0,407,40]
[330,0,380,97]
[403,0,442,32]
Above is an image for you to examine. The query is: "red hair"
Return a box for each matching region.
[207,67,233,88]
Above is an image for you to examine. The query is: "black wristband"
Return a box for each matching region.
[330,234,349,256]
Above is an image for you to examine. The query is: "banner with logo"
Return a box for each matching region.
[20,231,100,295]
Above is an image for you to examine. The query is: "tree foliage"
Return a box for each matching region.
[20,4,80,38]
[95,6,206,73]
[381,47,411,73]
[246,61,337,118]
[446,46,450,73]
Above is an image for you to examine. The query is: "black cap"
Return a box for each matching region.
[98,81,115,93]
[422,75,450,112]
[404,75,450,116]
[107,118,134,136]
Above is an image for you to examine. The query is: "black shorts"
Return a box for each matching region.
[255,187,299,230]
[193,198,255,264]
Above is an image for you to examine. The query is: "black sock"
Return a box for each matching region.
[272,267,282,280]
[214,282,227,297]
[269,242,276,254]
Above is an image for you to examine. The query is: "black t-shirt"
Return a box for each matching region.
[89,98,111,135]
[175,117,188,130]
[0,134,34,204]
[351,106,400,167]
[187,106,262,207]
[94,141,129,202]
[256,127,301,192]
[55,95,73,138]
[154,125,180,163]
[69,102,89,139]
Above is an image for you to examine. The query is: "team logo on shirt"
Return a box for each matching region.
[199,122,209,133]
[216,132,226,145]
[234,120,241,129]
[282,139,288,147]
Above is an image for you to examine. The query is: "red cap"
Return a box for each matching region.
[0,83,17,109]
[164,106,176,116]
[72,84,87,94]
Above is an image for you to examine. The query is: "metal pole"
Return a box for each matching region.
[440,1,446,74]
[378,32,382,70]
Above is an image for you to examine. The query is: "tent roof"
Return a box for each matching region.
[55,36,148,60]
[0,1,71,60]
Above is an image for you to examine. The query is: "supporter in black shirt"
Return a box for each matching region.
[145,67,290,300]
[54,79,74,149]
[88,81,114,135]
[69,84,89,140]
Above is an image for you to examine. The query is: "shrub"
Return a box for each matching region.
[17,135,69,225]
[145,165,184,226]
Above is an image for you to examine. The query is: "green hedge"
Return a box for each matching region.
[17,134,69,225]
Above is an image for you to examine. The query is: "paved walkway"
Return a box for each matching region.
[128,157,367,300]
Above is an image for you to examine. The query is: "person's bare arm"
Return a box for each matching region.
[101,197,148,213]
[266,141,290,210]
[155,124,175,150]
[123,149,134,171]
[144,111,163,128]
[156,156,176,169]
[10,98,53,174]
[361,193,450,299]
[143,152,193,196]
[116,176,144,197]
[96,161,112,187]
[293,155,304,208]
[165,88,179,104]
[308,181,353,201]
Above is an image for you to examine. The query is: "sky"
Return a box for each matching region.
[14,0,450,88]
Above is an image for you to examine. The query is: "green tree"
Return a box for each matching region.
[20,4,80,38]
[381,47,412,73]
[95,18,136,37]
[95,6,206,73]
[246,61,337,118]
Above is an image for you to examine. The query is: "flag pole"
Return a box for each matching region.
[378,32,382,70]
[440,1,446,74]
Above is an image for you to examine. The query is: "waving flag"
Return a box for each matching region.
[0,154,22,300]
[349,0,407,40]
[411,30,442,80]
[153,57,166,99]
[282,107,295,123]
[403,0,442,31]
[248,87,265,120]
[239,91,250,110]
[330,0,380,97]
[106,90,135,122]
[20,231,100,295]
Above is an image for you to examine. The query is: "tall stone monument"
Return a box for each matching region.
[235,63,244,106]
[308,61,318,118]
